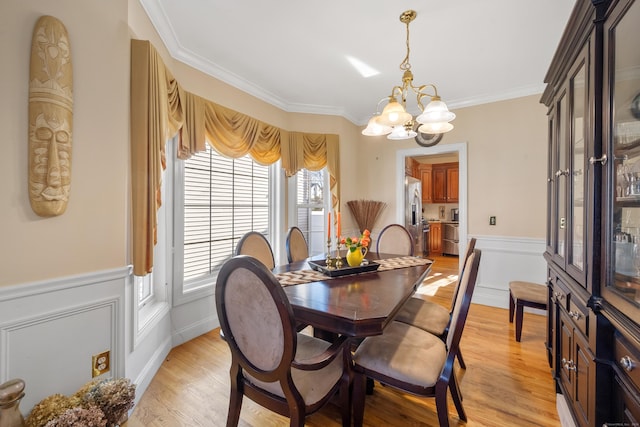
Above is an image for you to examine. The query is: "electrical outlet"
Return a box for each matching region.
[92,350,110,377]
[489,216,496,226]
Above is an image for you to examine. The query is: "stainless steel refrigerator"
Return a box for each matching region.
[404,176,423,255]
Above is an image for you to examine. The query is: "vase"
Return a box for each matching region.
[0,379,25,427]
[346,246,368,267]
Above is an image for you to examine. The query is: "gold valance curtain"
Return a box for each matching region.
[130,39,340,276]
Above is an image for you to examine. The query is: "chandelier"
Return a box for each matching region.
[361,10,455,141]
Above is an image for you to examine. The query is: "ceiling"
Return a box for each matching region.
[138,0,576,126]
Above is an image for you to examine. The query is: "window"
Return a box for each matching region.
[292,168,327,256]
[137,274,153,306]
[181,144,271,288]
[133,141,171,347]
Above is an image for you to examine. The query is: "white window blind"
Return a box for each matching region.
[295,169,326,256]
[183,145,270,282]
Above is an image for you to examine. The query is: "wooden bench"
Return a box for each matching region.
[509,281,547,342]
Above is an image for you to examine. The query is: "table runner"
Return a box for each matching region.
[275,256,433,286]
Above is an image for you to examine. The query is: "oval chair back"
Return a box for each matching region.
[286,226,309,263]
[235,231,275,270]
[376,224,414,257]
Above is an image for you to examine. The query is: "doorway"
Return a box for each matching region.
[396,142,468,269]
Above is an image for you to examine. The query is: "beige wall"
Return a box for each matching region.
[1,0,548,288]
[1,0,129,286]
[460,96,548,237]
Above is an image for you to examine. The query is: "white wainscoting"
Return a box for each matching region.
[470,235,547,310]
[0,267,129,412]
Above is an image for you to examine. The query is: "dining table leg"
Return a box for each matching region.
[352,372,367,427]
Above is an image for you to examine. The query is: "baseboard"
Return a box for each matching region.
[556,393,577,427]
[131,335,172,405]
[171,315,219,347]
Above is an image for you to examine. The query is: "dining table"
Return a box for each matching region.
[272,253,433,339]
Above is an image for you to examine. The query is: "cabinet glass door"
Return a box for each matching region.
[556,91,568,264]
[569,61,587,277]
[605,0,640,320]
[548,43,590,288]
[547,108,556,255]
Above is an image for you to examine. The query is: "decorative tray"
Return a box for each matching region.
[307,258,380,277]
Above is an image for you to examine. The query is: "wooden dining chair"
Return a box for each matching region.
[215,255,352,427]
[351,249,482,427]
[394,238,477,369]
[235,231,275,270]
[376,223,414,257]
[286,226,309,263]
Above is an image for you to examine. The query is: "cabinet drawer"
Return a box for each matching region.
[552,278,570,311]
[615,333,640,393]
[568,299,589,337]
[614,375,640,426]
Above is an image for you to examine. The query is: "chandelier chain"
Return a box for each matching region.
[399,19,412,71]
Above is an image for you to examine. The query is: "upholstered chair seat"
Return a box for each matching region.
[509,280,548,342]
[353,321,447,388]
[394,297,451,335]
[246,333,344,405]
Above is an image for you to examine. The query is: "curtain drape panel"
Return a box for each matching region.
[130,40,340,276]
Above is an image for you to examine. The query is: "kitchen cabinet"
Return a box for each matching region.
[404,157,412,176]
[429,222,442,255]
[419,164,433,203]
[432,162,458,203]
[542,0,640,425]
[405,157,419,178]
[446,166,459,203]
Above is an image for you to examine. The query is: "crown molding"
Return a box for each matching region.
[139,0,545,127]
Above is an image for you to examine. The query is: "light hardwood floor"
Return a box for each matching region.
[126,255,559,427]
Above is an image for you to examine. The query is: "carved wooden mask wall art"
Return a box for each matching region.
[28,16,73,217]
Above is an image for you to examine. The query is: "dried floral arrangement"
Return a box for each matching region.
[25,378,135,427]
[346,200,387,234]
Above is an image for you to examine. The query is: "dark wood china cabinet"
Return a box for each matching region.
[542,0,640,425]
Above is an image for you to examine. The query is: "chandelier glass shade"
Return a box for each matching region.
[361,116,392,136]
[377,100,413,127]
[362,10,455,140]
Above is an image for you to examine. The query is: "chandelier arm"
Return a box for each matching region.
[375,97,390,113]
[416,93,429,111]
[419,83,440,98]
[389,85,406,101]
